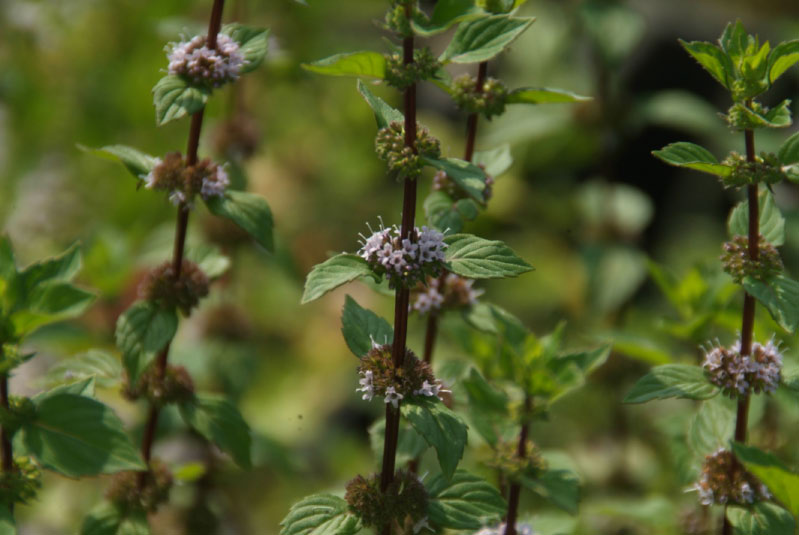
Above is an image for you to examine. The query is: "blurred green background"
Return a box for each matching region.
[2,0,799,533]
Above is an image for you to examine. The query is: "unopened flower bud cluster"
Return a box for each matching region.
[433,165,494,202]
[725,100,773,131]
[144,152,229,207]
[720,152,785,188]
[375,121,441,181]
[452,74,508,118]
[411,273,483,314]
[0,456,41,505]
[702,338,782,397]
[384,48,441,90]
[384,3,414,37]
[140,260,210,315]
[356,344,449,408]
[721,234,782,284]
[692,449,769,506]
[107,458,173,513]
[167,33,245,88]
[358,223,447,288]
[487,439,546,482]
[125,364,195,407]
[345,470,429,532]
[475,522,535,535]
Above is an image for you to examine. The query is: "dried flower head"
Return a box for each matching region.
[721,234,782,284]
[375,122,441,181]
[107,458,173,513]
[167,33,245,88]
[358,222,447,288]
[411,273,483,315]
[702,338,782,397]
[0,456,41,505]
[691,449,770,506]
[345,471,428,530]
[356,344,449,407]
[124,364,195,407]
[452,74,508,118]
[140,260,210,315]
[144,153,229,206]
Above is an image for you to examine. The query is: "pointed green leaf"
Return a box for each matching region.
[401,396,468,480]
[426,470,506,529]
[115,301,178,384]
[179,393,251,469]
[732,442,799,518]
[34,377,97,401]
[727,502,795,535]
[0,504,13,535]
[728,188,784,246]
[474,144,513,177]
[412,0,482,36]
[45,350,123,390]
[422,157,487,203]
[357,80,403,129]
[506,87,591,105]
[652,142,731,177]
[205,190,274,251]
[462,367,509,446]
[81,502,149,535]
[441,15,534,64]
[720,21,748,62]
[623,364,719,403]
[20,393,145,477]
[79,145,158,181]
[743,275,799,333]
[520,467,580,514]
[280,494,361,535]
[731,100,793,129]
[768,40,799,83]
[152,75,209,126]
[222,24,269,74]
[11,282,95,337]
[679,40,733,88]
[444,234,532,279]
[302,254,376,304]
[424,192,476,235]
[303,51,385,79]
[778,131,799,165]
[689,398,734,456]
[340,295,393,358]
[185,244,230,279]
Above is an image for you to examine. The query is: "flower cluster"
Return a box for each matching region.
[167,33,245,88]
[411,273,483,314]
[140,260,210,315]
[720,151,786,188]
[433,165,494,202]
[692,449,770,506]
[721,234,782,283]
[452,74,508,119]
[702,339,782,397]
[107,458,173,513]
[486,439,546,482]
[345,470,429,532]
[475,523,535,535]
[383,3,414,37]
[144,152,229,206]
[356,344,449,408]
[0,456,41,505]
[375,121,441,181]
[124,364,195,407]
[384,48,441,90]
[358,223,447,288]
[725,100,774,130]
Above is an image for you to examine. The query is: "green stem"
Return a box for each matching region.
[504,394,531,535]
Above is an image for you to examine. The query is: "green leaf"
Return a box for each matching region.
[356,80,403,129]
[185,243,231,279]
[444,234,533,279]
[303,51,385,79]
[401,396,468,480]
[422,156,488,203]
[412,0,482,36]
[424,192,477,234]
[732,442,799,518]
[81,502,150,535]
[0,504,14,535]
[152,75,209,126]
[679,39,733,89]
[652,142,731,177]
[426,470,506,529]
[733,100,793,129]
[222,24,269,74]
[743,275,799,333]
[79,145,158,181]
[34,377,97,401]
[548,345,612,402]
[520,467,581,514]
[778,131,799,166]
[20,393,145,477]
[340,295,393,358]
[474,144,513,177]
[441,15,535,64]
[720,21,748,63]
[280,494,361,535]
[727,502,795,535]
[728,188,785,246]
[623,364,719,403]
[688,398,734,455]
[768,40,799,83]
[45,350,123,390]
[301,254,376,304]
[462,367,509,446]
[506,87,591,105]
[115,301,178,384]
[205,190,274,251]
[179,393,251,469]
[11,282,95,337]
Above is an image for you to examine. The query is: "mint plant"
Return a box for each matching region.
[0,238,148,533]
[625,21,799,534]
[78,1,272,532]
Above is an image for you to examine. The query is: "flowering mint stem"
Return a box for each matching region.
[505,394,531,535]
[137,0,225,488]
[463,61,488,163]
[721,127,757,535]
[0,363,12,513]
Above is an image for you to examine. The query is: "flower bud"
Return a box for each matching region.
[721,234,782,284]
[140,260,210,315]
[107,458,173,513]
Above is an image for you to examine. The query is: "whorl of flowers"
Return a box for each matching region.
[721,234,782,284]
[701,338,782,397]
[720,151,786,188]
[140,260,210,315]
[124,364,195,407]
[433,165,494,202]
[345,471,429,532]
[486,439,547,482]
[475,522,535,535]
[375,122,441,181]
[144,152,229,207]
[411,273,483,314]
[691,449,770,506]
[106,458,173,513]
[358,222,447,288]
[356,344,449,408]
[384,48,441,90]
[452,74,508,118]
[167,33,245,88]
